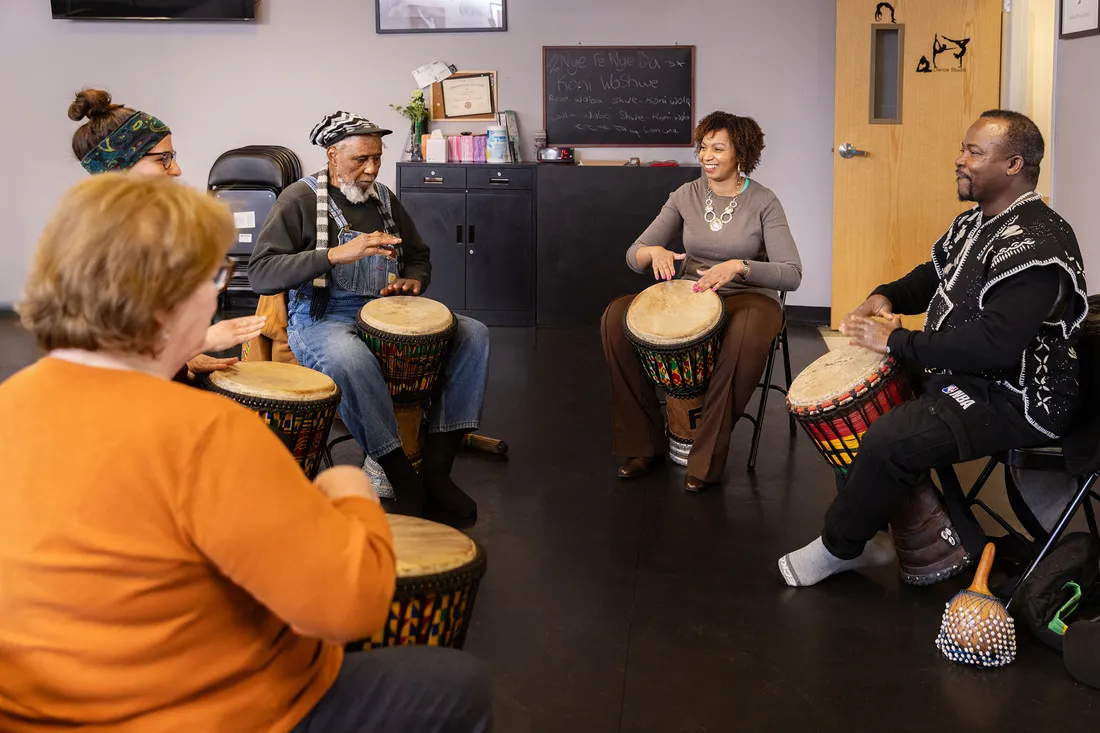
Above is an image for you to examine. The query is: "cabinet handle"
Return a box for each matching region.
[423,176,444,184]
[489,177,510,185]
[468,225,476,244]
[455,225,463,245]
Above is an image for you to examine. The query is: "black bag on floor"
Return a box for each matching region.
[1014,532,1100,651]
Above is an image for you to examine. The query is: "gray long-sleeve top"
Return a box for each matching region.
[624,177,803,301]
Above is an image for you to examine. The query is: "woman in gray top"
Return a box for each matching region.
[601,111,803,491]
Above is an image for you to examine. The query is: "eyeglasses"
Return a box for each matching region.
[143,150,178,170]
[214,259,235,292]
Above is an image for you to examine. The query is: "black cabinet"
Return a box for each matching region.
[535,164,701,327]
[397,163,536,326]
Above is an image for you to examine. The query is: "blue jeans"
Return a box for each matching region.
[291,647,493,733]
[288,298,490,459]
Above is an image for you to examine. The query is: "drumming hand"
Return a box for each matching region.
[380,278,422,296]
[327,232,402,265]
[839,314,901,354]
[846,294,894,321]
[648,247,687,281]
[203,316,267,353]
[694,260,744,292]
[314,465,380,504]
[186,354,239,376]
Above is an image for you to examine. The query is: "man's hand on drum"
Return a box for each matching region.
[380,278,422,296]
[643,246,686,281]
[327,231,401,265]
[839,313,901,354]
[694,259,744,292]
[202,316,267,353]
[845,294,894,321]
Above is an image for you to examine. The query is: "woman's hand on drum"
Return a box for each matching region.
[380,278,422,296]
[314,465,380,504]
[839,314,901,354]
[203,316,267,353]
[645,246,687,281]
[186,353,239,376]
[328,232,402,265]
[694,259,743,292]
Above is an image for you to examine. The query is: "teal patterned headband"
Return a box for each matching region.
[80,112,171,174]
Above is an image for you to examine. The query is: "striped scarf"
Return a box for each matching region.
[309,167,399,320]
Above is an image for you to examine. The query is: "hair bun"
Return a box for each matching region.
[68,89,120,122]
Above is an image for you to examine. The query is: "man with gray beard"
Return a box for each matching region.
[249,111,490,526]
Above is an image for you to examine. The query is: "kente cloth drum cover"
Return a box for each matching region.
[201,362,341,480]
[356,296,457,402]
[624,280,726,465]
[348,515,487,651]
[786,344,910,476]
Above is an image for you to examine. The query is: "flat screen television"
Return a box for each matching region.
[51,1,257,21]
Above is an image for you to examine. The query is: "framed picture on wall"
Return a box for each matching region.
[375,0,507,33]
[429,71,498,121]
[1060,0,1100,39]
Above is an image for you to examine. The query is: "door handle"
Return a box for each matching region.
[838,143,867,159]
[423,176,444,184]
[489,177,510,185]
[468,225,476,245]
[455,225,463,245]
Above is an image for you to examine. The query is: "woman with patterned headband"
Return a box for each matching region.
[67,88,264,379]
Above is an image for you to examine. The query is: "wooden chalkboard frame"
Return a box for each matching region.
[541,45,696,148]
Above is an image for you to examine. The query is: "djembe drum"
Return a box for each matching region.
[201,362,341,480]
[624,280,726,466]
[356,296,457,466]
[787,344,970,584]
[347,515,487,651]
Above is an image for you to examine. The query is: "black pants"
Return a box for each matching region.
[291,648,493,733]
[822,374,1049,559]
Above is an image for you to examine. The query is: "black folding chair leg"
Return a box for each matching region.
[1007,472,1100,608]
[964,457,999,503]
[747,333,780,470]
[781,326,795,432]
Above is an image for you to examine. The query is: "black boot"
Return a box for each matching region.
[421,430,477,523]
[376,447,425,517]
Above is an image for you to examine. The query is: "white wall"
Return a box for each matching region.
[1052,32,1100,289]
[0,0,836,309]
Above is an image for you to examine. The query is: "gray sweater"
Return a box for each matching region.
[625,177,802,300]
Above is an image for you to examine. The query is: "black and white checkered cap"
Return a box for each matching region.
[309,110,393,148]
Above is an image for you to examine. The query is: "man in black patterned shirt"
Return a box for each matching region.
[779,110,1088,588]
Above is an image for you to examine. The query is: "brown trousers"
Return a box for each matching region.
[601,291,783,482]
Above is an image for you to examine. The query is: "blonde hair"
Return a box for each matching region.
[18,173,233,356]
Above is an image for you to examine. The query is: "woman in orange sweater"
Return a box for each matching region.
[0,174,492,732]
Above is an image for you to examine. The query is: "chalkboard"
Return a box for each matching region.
[542,45,695,147]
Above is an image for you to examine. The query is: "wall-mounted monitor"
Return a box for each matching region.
[51,1,257,21]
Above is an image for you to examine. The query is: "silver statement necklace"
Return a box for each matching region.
[704,178,744,232]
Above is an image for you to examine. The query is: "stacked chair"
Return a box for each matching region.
[206,145,302,310]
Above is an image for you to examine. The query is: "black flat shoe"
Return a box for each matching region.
[617,456,657,479]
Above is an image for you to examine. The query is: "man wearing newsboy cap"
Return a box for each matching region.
[249,111,490,525]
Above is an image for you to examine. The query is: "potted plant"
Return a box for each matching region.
[390,89,430,162]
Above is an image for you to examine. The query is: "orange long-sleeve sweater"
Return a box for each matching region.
[0,358,396,732]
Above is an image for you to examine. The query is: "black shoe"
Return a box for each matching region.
[376,447,425,517]
[421,430,477,520]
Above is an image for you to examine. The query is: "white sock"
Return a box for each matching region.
[778,533,896,587]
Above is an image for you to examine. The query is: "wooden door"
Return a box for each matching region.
[831,0,1003,328]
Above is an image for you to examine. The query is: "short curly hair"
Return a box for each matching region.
[693,111,766,175]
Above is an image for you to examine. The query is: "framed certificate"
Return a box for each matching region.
[430,71,498,121]
[1061,0,1100,39]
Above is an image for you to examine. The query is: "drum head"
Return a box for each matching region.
[625,280,724,346]
[358,297,454,337]
[787,344,891,409]
[387,515,479,578]
[206,362,338,401]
